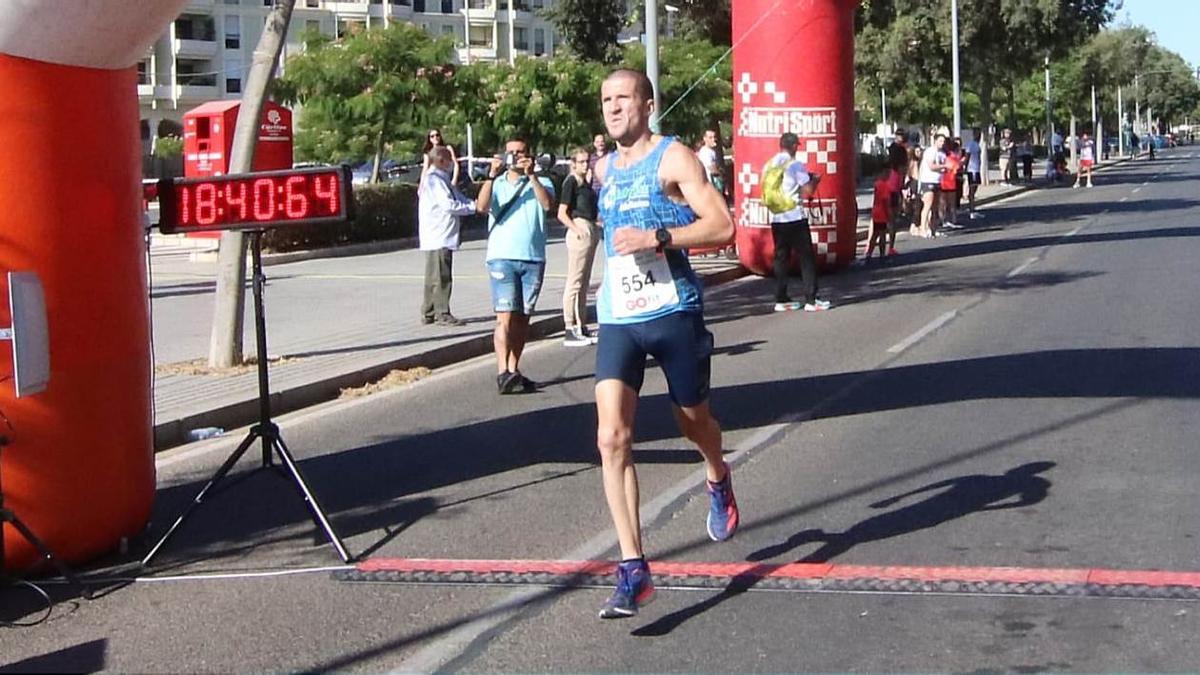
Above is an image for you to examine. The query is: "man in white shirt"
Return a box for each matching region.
[696,128,722,191]
[418,146,480,326]
[767,132,829,312]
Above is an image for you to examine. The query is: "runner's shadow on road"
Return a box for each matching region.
[632,462,1055,638]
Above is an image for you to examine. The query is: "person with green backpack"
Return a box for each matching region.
[762,132,830,312]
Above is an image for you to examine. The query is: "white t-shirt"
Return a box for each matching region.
[697,146,719,180]
[918,148,945,184]
[965,139,982,172]
[766,151,812,224]
[1080,139,1095,161]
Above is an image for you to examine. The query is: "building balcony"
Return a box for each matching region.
[185,0,215,11]
[174,84,220,100]
[462,3,495,20]
[457,45,497,63]
[173,38,218,59]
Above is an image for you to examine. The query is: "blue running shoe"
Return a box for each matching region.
[706,463,739,541]
[598,559,655,619]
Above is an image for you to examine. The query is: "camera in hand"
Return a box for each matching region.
[500,151,556,172]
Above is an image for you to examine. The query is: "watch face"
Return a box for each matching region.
[656,228,671,244]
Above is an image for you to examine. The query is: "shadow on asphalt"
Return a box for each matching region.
[0,638,107,673]
[632,461,1055,638]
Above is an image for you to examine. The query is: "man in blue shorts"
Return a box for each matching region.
[592,68,739,619]
[476,137,555,394]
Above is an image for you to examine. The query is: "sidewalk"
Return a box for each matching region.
[149,161,1112,449]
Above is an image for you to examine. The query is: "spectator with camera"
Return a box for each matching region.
[475,137,555,394]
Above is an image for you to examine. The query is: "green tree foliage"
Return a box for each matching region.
[621,37,733,145]
[540,0,626,62]
[272,23,456,181]
[446,56,607,156]
[669,0,732,46]
[856,0,1116,135]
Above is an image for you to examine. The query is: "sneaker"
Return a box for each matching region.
[1072,183,1080,189]
[803,299,831,312]
[434,314,465,327]
[773,301,802,312]
[563,328,592,347]
[887,247,899,256]
[969,212,984,220]
[706,463,740,541]
[421,315,435,325]
[598,559,655,619]
[1087,182,1094,188]
[513,371,538,393]
[580,326,599,344]
[497,371,515,394]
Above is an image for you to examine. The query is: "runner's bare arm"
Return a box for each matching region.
[611,142,733,254]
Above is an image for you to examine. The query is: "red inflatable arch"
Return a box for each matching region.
[732,0,858,274]
[0,0,189,567]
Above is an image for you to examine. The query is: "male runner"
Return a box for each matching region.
[592,68,738,619]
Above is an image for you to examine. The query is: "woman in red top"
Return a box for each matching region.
[938,140,961,233]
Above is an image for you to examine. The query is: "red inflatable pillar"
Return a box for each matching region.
[732,0,858,274]
[0,0,189,567]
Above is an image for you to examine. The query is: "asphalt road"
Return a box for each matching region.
[3,149,1199,672]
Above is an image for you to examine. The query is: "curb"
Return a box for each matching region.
[153,264,751,450]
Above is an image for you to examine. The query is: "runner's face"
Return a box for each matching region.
[601,75,651,143]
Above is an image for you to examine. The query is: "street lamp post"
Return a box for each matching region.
[1044,55,1053,144]
[950,0,961,137]
[645,0,661,132]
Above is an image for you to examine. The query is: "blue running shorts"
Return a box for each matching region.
[595,311,713,408]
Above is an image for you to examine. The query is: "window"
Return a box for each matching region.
[441,24,456,37]
[306,19,321,34]
[264,0,273,6]
[226,77,242,93]
[413,0,425,11]
[468,25,492,47]
[467,0,488,7]
[174,16,215,41]
[137,60,150,85]
[305,0,319,8]
[223,0,240,5]
[514,26,528,50]
[440,0,453,12]
[224,16,241,49]
[533,28,544,55]
[177,62,216,87]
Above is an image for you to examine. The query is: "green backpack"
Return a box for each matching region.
[761,160,797,214]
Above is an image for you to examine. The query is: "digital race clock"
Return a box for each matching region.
[157,165,354,234]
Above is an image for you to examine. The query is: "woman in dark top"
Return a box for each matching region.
[556,147,600,346]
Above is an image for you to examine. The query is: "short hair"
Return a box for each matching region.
[604,68,654,102]
[504,136,529,150]
[571,146,590,160]
[429,145,452,163]
[780,132,798,149]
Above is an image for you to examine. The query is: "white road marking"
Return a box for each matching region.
[1132,187,1142,194]
[1120,196,1129,202]
[1006,256,1040,278]
[886,310,959,354]
[1065,225,1084,237]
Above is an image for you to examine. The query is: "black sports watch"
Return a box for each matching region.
[654,227,672,249]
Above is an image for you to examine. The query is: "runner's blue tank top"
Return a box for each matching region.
[597,136,703,324]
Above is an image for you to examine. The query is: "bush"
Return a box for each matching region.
[154,135,184,159]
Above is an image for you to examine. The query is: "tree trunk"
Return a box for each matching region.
[208,0,296,368]
[1006,79,1017,131]
[371,113,389,184]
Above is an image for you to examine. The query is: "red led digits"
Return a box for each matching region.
[159,167,349,233]
[196,183,218,225]
[252,178,276,221]
[313,174,339,215]
[284,175,309,218]
[225,182,249,221]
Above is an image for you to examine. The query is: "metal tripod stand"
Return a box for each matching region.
[142,231,351,566]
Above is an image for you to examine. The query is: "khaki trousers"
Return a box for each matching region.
[562,217,598,331]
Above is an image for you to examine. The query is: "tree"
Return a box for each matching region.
[273,23,457,180]
[540,0,626,63]
[667,0,732,46]
[444,57,606,156]
[621,37,733,144]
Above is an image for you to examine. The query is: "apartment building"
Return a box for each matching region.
[139,0,560,153]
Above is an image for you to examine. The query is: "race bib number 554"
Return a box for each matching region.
[608,249,680,319]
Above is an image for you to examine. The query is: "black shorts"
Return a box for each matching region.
[967,171,981,186]
[596,311,713,408]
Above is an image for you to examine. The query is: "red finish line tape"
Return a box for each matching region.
[344,558,1200,598]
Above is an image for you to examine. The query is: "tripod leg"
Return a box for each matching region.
[141,431,259,566]
[5,514,92,599]
[271,436,352,562]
